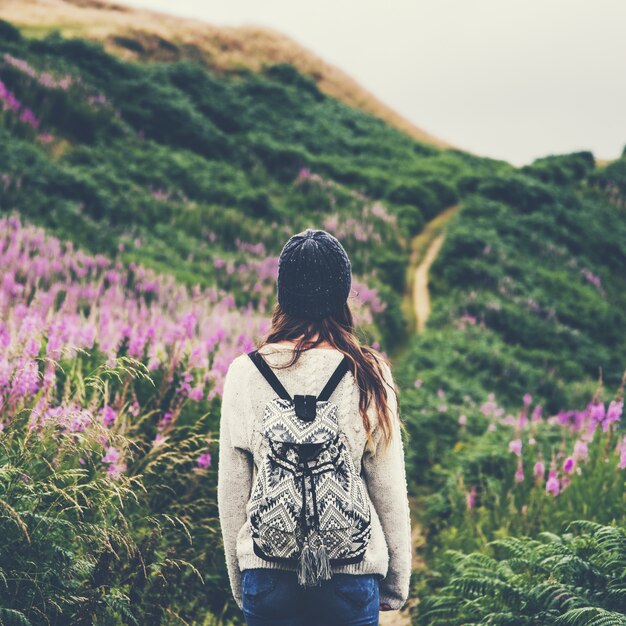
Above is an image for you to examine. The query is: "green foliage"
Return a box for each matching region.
[0,19,21,42]
[417,520,626,625]
[395,203,425,235]
[395,158,626,625]
[521,151,595,185]
[0,18,517,359]
[0,342,234,624]
[0,22,504,350]
[420,412,626,558]
[373,282,407,349]
[476,173,557,213]
[0,358,182,624]
[425,175,626,393]
[263,62,324,101]
[587,156,626,202]
[384,176,458,220]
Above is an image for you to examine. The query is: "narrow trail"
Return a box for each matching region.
[381,204,461,626]
[391,203,461,364]
[405,203,461,336]
[413,233,446,333]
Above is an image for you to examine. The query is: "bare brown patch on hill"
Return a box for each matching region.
[0,0,458,150]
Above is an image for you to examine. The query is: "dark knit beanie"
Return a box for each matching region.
[277,228,352,320]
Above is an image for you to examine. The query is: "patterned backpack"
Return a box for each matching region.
[246,349,372,586]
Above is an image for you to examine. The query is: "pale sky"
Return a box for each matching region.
[122,0,626,166]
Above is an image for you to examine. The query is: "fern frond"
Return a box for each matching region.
[555,607,626,626]
[0,608,33,626]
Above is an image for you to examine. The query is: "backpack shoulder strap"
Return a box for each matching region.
[247,349,292,401]
[317,354,352,402]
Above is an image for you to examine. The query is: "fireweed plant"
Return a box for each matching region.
[0,214,375,622]
[421,370,626,558]
[0,353,171,623]
[0,345,242,623]
[0,23,446,356]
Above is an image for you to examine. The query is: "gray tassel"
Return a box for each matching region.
[297,534,316,586]
[298,530,332,587]
[314,537,332,581]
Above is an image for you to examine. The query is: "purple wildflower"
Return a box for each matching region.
[101,405,118,427]
[573,439,588,462]
[197,452,212,469]
[107,462,127,480]
[508,438,522,456]
[602,399,623,431]
[189,385,204,402]
[160,412,173,429]
[480,400,498,416]
[102,446,120,464]
[591,401,606,424]
[466,485,477,510]
[546,470,560,496]
[531,404,542,422]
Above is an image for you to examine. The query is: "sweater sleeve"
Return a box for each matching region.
[361,360,412,610]
[217,356,254,610]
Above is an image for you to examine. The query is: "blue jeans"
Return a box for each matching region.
[241,568,381,626]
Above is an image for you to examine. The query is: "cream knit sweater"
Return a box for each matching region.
[217,343,412,610]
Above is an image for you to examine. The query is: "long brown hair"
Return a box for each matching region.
[255,300,402,452]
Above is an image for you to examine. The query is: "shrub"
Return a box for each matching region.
[385,181,439,218]
[420,374,626,557]
[263,63,324,101]
[0,18,22,43]
[417,520,626,625]
[395,203,425,235]
[0,357,183,623]
[477,174,557,213]
[521,151,595,185]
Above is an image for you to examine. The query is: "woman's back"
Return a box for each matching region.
[217,342,412,619]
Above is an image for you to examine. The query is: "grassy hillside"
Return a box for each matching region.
[390,154,626,621]
[1,12,625,626]
[0,0,455,150]
[0,17,508,354]
[392,150,626,485]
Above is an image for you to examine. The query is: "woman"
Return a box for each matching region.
[218,228,412,626]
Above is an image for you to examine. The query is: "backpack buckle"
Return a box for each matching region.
[294,394,317,422]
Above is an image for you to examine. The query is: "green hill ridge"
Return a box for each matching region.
[1,14,626,624]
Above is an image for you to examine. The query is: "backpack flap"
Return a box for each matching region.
[264,398,338,445]
[247,349,352,446]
